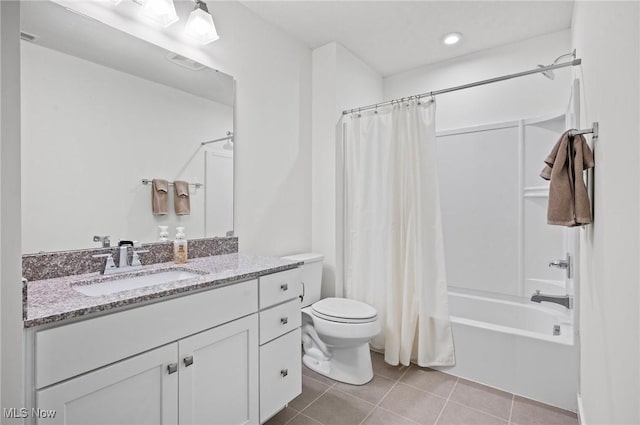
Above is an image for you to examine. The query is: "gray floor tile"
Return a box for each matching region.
[401,365,458,398]
[302,388,375,425]
[287,413,323,425]
[302,365,338,386]
[436,402,507,425]
[379,383,446,425]
[363,407,418,425]
[510,396,578,425]
[289,375,332,412]
[334,375,396,404]
[264,407,299,425]
[371,352,408,380]
[448,379,512,420]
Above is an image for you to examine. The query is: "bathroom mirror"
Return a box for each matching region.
[20,1,235,254]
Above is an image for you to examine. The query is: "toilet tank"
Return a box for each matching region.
[281,253,324,308]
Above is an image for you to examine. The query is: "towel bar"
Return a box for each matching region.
[570,122,599,139]
[141,179,203,189]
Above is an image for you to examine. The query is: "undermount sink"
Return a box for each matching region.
[73,269,203,297]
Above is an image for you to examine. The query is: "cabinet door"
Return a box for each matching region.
[179,314,259,425]
[36,343,178,425]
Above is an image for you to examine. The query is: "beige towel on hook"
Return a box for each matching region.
[151,179,169,215]
[540,131,595,226]
[174,181,191,216]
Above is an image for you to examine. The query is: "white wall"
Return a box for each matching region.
[45,0,313,257]
[384,30,572,131]
[311,42,383,298]
[572,3,640,424]
[21,42,233,253]
[0,1,23,420]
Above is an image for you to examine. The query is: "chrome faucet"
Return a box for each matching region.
[93,235,111,248]
[92,241,148,275]
[117,242,133,268]
[530,290,573,309]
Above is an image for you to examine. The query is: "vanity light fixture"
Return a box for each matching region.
[140,0,179,28]
[442,32,462,45]
[185,0,219,44]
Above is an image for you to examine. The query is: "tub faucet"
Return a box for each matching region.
[530,290,573,309]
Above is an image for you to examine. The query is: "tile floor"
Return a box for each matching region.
[266,352,578,425]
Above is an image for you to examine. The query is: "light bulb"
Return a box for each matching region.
[185,0,219,44]
[442,32,462,45]
[140,0,179,28]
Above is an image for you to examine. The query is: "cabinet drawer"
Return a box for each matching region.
[259,268,302,309]
[259,328,301,423]
[259,299,301,345]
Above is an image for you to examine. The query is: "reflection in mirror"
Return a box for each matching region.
[20,1,234,254]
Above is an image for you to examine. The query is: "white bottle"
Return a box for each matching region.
[158,226,169,242]
[174,227,188,264]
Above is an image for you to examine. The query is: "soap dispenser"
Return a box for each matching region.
[174,227,188,264]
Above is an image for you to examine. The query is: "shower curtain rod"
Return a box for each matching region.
[342,58,582,115]
[202,131,234,146]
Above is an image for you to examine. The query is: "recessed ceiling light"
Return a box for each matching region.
[442,32,462,46]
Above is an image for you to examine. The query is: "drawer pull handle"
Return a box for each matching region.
[184,355,194,367]
[280,317,288,325]
[167,363,178,374]
[281,369,288,378]
[281,283,289,291]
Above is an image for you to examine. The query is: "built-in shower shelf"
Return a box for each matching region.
[523,186,549,198]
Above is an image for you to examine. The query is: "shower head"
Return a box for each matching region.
[538,49,576,80]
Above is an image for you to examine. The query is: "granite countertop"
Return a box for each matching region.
[24,253,302,328]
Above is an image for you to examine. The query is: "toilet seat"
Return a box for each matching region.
[311,298,377,324]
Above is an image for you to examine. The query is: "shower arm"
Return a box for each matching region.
[550,49,577,66]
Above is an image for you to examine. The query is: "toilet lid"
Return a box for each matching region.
[311,298,377,324]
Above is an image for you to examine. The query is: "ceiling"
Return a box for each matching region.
[240,1,575,76]
[20,1,234,106]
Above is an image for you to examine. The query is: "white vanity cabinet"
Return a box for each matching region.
[257,268,303,423]
[27,267,303,425]
[29,279,260,425]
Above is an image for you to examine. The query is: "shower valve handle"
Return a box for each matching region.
[548,253,572,278]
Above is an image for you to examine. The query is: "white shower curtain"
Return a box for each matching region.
[342,99,455,367]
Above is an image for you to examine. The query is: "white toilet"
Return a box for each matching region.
[282,253,380,385]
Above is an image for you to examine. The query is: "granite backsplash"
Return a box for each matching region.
[22,237,238,282]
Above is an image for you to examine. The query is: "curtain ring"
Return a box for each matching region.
[374,105,378,114]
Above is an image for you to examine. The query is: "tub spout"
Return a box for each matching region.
[530,290,573,309]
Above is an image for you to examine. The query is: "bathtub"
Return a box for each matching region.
[435,290,578,411]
